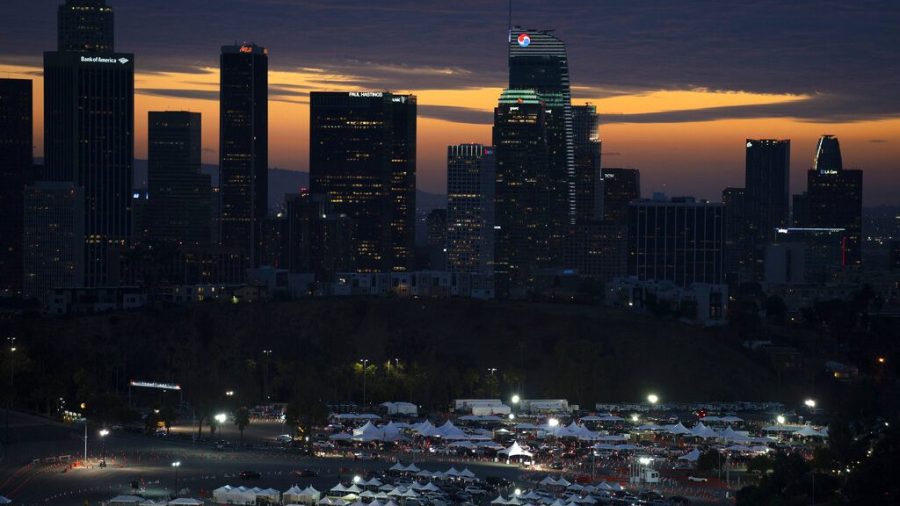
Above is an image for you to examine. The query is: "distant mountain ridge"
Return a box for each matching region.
[132,159,446,212]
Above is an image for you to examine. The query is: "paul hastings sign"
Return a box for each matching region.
[80,56,130,65]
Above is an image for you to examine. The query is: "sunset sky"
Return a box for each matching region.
[1,0,898,204]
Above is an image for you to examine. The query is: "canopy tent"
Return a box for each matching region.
[691,422,720,439]
[678,448,701,462]
[666,423,693,435]
[167,500,203,506]
[793,426,827,438]
[498,441,534,459]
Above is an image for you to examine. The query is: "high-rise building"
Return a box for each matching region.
[23,183,85,303]
[219,43,268,265]
[309,91,416,273]
[493,89,550,298]
[721,187,748,284]
[389,95,417,272]
[627,197,725,287]
[509,28,575,261]
[765,227,846,284]
[44,0,133,287]
[0,79,33,294]
[283,192,355,280]
[573,104,602,224]
[425,208,448,271]
[446,144,495,275]
[744,139,790,279]
[57,0,114,53]
[147,111,211,247]
[804,135,863,266]
[601,168,640,224]
[564,221,626,282]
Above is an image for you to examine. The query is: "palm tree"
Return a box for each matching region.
[234,406,250,445]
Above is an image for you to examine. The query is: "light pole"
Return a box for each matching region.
[359,359,369,407]
[99,429,109,467]
[262,349,272,401]
[171,461,181,497]
[5,337,15,447]
[647,393,659,406]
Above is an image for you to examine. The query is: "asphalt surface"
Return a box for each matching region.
[0,412,530,506]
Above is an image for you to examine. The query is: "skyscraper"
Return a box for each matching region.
[219,43,268,265]
[57,0,114,53]
[309,91,416,273]
[509,28,575,254]
[601,168,641,224]
[627,197,725,287]
[44,0,133,287]
[0,79,33,294]
[389,94,417,271]
[446,144,495,275]
[573,104,602,224]
[147,111,211,247]
[493,89,550,298]
[23,182,85,303]
[721,187,748,283]
[744,139,790,278]
[283,191,355,280]
[804,135,863,266]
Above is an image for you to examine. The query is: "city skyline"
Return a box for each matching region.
[0,1,898,204]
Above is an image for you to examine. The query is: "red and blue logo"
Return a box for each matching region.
[517,33,531,47]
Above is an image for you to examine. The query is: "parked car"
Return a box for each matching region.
[687,476,708,483]
[239,470,262,480]
[294,469,318,478]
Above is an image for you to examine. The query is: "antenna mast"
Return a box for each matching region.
[508,0,512,43]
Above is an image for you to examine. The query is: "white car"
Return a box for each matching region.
[687,476,708,483]
[276,434,293,443]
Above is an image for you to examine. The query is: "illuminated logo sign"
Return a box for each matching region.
[130,380,181,391]
[349,92,383,98]
[746,141,753,148]
[517,33,531,47]
[80,56,129,65]
[240,45,253,53]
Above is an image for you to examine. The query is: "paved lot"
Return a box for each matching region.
[0,412,529,505]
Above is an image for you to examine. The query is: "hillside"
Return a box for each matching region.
[5,299,789,417]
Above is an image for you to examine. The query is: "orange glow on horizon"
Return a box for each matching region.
[3,62,898,203]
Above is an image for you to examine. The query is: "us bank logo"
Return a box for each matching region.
[517,33,531,47]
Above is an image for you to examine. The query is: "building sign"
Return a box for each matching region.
[130,380,181,391]
[517,33,531,47]
[80,56,129,64]
[349,92,383,98]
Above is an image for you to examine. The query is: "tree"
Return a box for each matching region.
[234,406,250,445]
[285,394,328,450]
[696,449,720,472]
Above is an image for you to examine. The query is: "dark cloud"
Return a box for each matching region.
[137,88,218,101]
[2,0,898,122]
[419,105,492,125]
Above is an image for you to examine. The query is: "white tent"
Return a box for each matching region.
[678,448,701,462]
[498,441,534,459]
[794,426,826,438]
[353,421,384,441]
[491,495,509,504]
[691,422,719,439]
[667,423,693,435]
[167,500,203,506]
[434,420,469,439]
[108,496,143,506]
[284,486,304,504]
[296,486,322,505]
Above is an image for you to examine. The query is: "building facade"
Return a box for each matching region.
[744,139,790,279]
[147,111,211,247]
[219,43,268,265]
[44,0,133,288]
[0,79,33,294]
[627,197,725,287]
[573,104,602,224]
[23,183,85,303]
[309,91,416,273]
[602,168,640,225]
[493,89,550,298]
[446,144,495,275]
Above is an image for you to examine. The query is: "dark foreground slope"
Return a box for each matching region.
[7,299,782,416]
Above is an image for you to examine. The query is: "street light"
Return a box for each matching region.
[215,413,227,424]
[511,394,520,405]
[776,415,786,425]
[804,399,816,409]
[631,414,640,423]
[359,359,370,407]
[647,394,659,405]
[548,417,560,428]
[99,429,109,466]
[639,456,653,466]
[171,461,181,497]
[225,390,234,397]
[488,368,497,376]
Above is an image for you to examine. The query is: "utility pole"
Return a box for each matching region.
[5,337,15,448]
